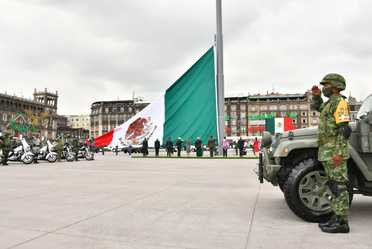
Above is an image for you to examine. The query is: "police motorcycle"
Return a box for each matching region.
[7,138,34,164]
[63,142,75,162]
[37,140,58,163]
[78,144,94,160]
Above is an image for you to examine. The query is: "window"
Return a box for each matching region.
[231,105,237,111]
[240,104,246,111]
[260,105,267,111]
[302,118,307,124]
[279,105,287,111]
[269,105,277,111]
[249,106,257,111]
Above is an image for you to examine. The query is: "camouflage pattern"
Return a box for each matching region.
[311,85,350,221]
[320,73,346,91]
[323,161,349,220]
[311,95,349,161]
[0,133,11,165]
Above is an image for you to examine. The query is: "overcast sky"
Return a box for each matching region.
[1,0,372,115]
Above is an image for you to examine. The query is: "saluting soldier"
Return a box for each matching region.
[311,73,351,233]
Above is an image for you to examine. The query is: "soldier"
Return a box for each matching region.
[237,137,245,157]
[207,136,216,157]
[72,137,80,161]
[311,73,351,233]
[176,137,183,157]
[0,131,11,166]
[195,137,203,157]
[115,145,119,156]
[165,137,173,157]
[56,136,64,162]
[154,138,160,157]
[186,137,192,157]
[32,135,41,164]
[142,138,148,157]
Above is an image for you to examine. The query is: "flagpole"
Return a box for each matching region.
[216,0,225,155]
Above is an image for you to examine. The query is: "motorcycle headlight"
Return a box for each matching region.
[261,131,272,148]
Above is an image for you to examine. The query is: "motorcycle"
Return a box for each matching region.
[37,140,58,163]
[78,145,94,160]
[7,138,34,164]
[63,143,75,162]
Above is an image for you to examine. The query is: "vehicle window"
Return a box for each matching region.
[357,94,372,119]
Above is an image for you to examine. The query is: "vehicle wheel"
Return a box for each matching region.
[66,153,75,162]
[47,154,57,163]
[85,153,94,161]
[283,158,333,222]
[22,155,34,164]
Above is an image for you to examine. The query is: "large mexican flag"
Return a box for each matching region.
[94,47,218,147]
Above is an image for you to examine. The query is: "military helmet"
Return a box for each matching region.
[320,73,346,91]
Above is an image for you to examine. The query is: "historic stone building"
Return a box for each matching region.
[66,114,90,130]
[0,89,59,138]
[225,92,362,137]
[90,100,149,138]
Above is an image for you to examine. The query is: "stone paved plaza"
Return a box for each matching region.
[1,153,372,249]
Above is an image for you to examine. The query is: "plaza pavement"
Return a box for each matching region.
[0,153,371,249]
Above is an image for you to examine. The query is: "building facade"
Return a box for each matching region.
[90,100,148,138]
[225,92,362,137]
[0,89,59,139]
[65,115,90,130]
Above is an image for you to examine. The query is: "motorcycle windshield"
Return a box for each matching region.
[357,94,372,119]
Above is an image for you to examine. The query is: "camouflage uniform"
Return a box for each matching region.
[311,74,351,224]
[0,133,11,165]
[56,137,64,161]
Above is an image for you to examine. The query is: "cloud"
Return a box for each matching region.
[0,0,371,114]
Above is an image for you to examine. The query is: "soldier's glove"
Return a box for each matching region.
[332,154,343,167]
[338,125,352,139]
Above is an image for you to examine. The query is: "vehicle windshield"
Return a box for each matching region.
[357,94,372,119]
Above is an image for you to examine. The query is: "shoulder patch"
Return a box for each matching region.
[334,99,351,124]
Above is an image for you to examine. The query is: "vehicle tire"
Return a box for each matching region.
[47,154,57,163]
[85,153,94,161]
[66,153,75,162]
[283,158,333,222]
[22,154,34,164]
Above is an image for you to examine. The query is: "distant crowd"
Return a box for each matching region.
[110,136,261,158]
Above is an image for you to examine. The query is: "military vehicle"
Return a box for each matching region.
[258,94,372,222]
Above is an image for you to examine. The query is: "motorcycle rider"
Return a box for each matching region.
[72,137,80,161]
[0,131,11,166]
[56,136,64,162]
[32,135,41,164]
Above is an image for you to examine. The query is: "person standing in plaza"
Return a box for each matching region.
[186,137,192,157]
[72,137,80,161]
[142,138,148,157]
[207,136,216,157]
[222,137,229,158]
[115,145,119,156]
[154,139,160,157]
[165,137,173,157]
[32,135,41,164]
[176,137,183,157]
[237,137,244,157]
[195,137,203,157]
[0,131,11,166]
[311,73,351,233]
[252,137,260,156]
[56,136,64,161]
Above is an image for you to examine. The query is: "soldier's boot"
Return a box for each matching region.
[318,214,336,229]
[320,216,349,233]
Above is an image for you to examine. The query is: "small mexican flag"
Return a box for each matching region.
[94,47,218,147]
[265,117,296,134]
